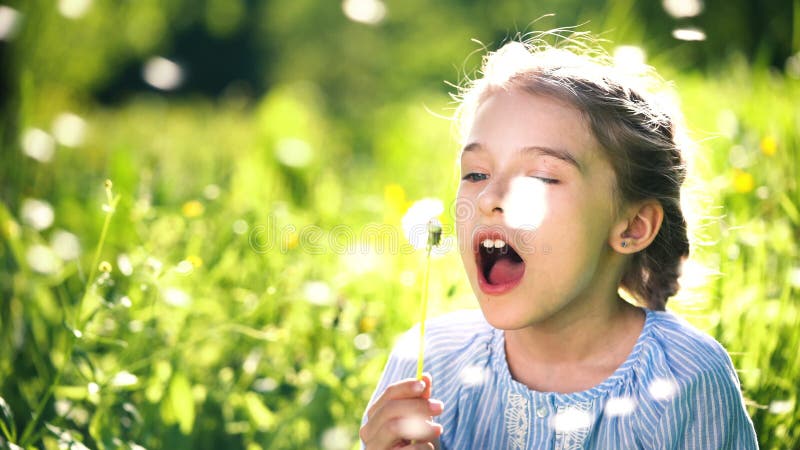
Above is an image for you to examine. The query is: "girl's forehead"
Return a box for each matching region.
[463,90,601,163]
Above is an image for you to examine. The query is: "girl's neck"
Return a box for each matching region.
[503,296,645,393]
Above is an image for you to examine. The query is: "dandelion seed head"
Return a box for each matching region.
[551,407,592,432]
[649,378,677,400]
[459,365,487,386]
[402,198,444,250]
[604,397,636,417]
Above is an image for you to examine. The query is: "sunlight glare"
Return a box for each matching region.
[613,46,647,74]
[503,177,547,231]
[342,0,386,25]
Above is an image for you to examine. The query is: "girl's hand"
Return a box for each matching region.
[360,374,444,449]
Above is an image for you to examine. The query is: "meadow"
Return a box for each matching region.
[1,2,799,449]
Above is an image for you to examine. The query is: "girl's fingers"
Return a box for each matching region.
[367,375,434,418]
[360,399,443,444]
[363,418,442,449]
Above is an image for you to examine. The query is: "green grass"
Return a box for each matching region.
[1,64,798,449]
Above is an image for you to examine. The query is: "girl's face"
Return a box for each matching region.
[456,89,624,330]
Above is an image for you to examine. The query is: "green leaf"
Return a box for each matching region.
[243,392,275,432]
[0,395,16,441]
[167,373,195,435]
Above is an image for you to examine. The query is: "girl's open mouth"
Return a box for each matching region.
[474,230,526,294]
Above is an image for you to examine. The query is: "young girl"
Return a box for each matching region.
[360,35,759,449]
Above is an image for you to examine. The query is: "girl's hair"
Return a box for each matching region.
[455,34,690,311]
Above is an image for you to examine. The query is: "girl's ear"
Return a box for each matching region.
[609,200,664,254]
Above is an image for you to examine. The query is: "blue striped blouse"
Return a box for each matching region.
[362,308,759,449]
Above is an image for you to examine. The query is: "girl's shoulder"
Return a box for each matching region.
[638,308,741,391]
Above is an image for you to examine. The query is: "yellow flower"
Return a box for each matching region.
[99,261,112,273]
[732,169,754,193]
[384,184,407,223]
[284,230,299,250]
[760,136,777,156]
[186,255,203,268]
[181,200,204,218]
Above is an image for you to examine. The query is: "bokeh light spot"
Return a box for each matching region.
[52,112,87,147]
[321,425,353,450]
[275,138,313,168]
[303,281,333,305]
[342,0,386,25]
[22,128,55,162]
[26,245,62,275]
[163,287,191,307]
[672,27,706,42]
[0,6,21,41]
[58,0,92,19]
[51,230,81,260]
[143,56,184,91]
[662,0,703,18]
[21,198,55,230]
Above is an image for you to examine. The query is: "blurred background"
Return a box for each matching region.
[0,0,798,448]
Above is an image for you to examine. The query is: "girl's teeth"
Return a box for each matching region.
[482,238,507,249]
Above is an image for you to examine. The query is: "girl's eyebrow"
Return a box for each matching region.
[461,142,584,173]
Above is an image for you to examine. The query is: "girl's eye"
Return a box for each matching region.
[462,172,488,182]
[534,176,560,184]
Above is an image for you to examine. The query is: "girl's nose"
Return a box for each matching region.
[477,179,506,216]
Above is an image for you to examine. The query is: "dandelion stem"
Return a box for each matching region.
[416,244,433,381]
